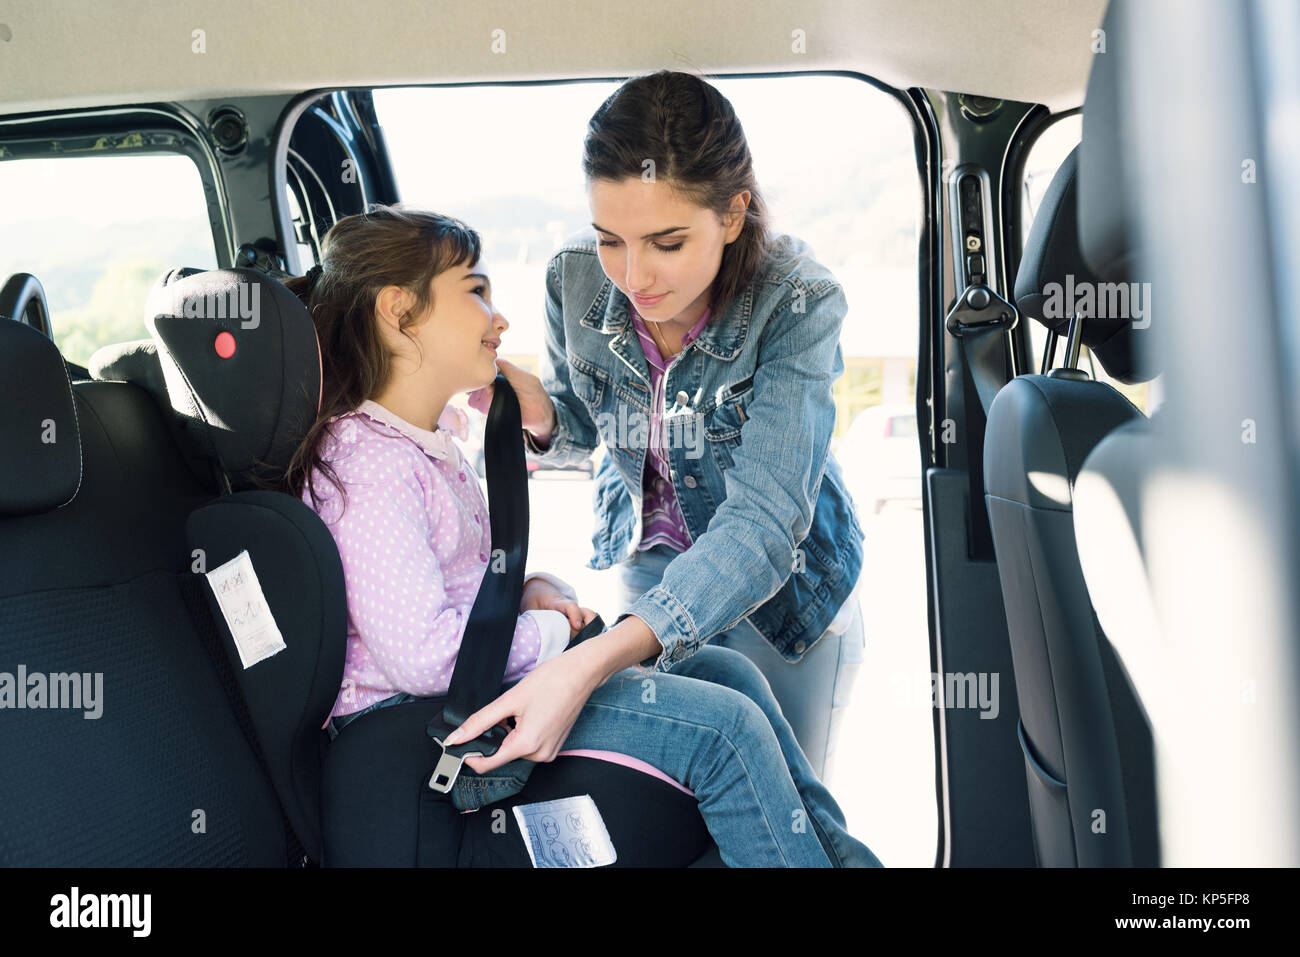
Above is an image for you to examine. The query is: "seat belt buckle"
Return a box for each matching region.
[427,738,480,793]
[426,719,509,793]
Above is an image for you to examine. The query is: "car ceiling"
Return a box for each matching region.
[0,0,1103,118]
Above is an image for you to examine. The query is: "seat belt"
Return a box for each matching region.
[945,285,1017,561]
[417,375,606,810]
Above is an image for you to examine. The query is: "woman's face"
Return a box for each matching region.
[588,177,749,328]
[385,258,508,393]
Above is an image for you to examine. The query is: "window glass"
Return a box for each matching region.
[0,154,218,367]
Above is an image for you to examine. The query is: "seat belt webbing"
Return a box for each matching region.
[948,297,1014,562]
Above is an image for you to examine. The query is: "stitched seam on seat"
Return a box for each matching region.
[1016,501,1075,827]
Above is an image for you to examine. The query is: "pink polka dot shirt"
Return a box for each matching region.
[301,398,574,720]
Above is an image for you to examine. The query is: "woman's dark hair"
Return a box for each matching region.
[582,70,772,317]
[278,205,481,512]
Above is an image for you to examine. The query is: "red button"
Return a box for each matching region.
[459,472,467,482]
[214,331,236,358]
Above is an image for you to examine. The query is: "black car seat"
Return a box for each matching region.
[133,266,719,867]
[0,293,302,865]
[980,138,1159,866]
[1070,0,1171,865]
[1,271,92,380]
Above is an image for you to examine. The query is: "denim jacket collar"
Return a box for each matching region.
[582,279,755,362]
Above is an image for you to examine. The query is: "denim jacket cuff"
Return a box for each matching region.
[524,405,576,460]
[523,426,552,456]
[624,585,701,672]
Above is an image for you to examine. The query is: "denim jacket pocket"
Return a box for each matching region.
[704,386,751,471]
[568,354,610,407]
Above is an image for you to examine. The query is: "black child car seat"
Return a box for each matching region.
[132,266,718,866]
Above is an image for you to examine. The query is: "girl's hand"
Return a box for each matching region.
[467,356,557,438]
[520,578,584,631]
[569,606,600,644]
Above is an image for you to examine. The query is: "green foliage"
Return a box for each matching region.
[54,259,167,367]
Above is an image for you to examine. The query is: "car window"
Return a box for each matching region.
[0,154,218,368]
[1019,115,1161,414]
[373,74,933,865]
[888,413,918,438]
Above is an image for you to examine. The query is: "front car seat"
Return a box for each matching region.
[982,141,1159,866]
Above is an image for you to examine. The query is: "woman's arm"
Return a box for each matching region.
[521,252,603,463]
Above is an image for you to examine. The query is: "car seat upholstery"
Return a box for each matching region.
[982,139,1158,866]
[0,315,302,865]
[1071,0,1168,866]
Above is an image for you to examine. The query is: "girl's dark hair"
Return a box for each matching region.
[278,205,481,512]
[582,70,772,317]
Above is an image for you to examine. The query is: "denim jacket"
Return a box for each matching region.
[524,229,865,669]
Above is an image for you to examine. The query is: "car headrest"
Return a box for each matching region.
[1079,0,1131,284]
[1015,143,1157,384]
[0,319,82,517]
[89,338,170,400]
[144,267,322,492]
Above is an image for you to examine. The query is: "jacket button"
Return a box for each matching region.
[794,640,807,654]
[683,475,697,488]
[671,645,688,661]
[675,390,689,406]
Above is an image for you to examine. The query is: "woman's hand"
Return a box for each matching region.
[468,356,557,440]
[446,644,604,773]
[443,614,663,773]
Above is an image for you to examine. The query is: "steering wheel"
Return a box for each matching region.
[0,272,53,339]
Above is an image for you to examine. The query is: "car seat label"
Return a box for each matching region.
[512,795,617,868]
[204,549,287,668]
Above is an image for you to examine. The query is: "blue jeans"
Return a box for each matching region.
[620,543,865,782]
[568,644,882,867]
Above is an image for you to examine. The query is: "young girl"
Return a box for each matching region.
[282,205,879,867]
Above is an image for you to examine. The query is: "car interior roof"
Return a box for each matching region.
[0,0,1105,116]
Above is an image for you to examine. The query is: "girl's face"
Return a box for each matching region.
[398,258,508,393]
[588,177,749,328]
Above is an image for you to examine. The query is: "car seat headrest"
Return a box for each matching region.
[1079,0,1132,286]
[1015,143,1158,384]
[0,319,82,517]
[144,267,322,492]
[89,338,170,401]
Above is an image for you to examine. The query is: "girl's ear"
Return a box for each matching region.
[724,190,752,243]
[375,284,414,330]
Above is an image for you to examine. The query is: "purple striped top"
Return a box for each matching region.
[629,304,713,552]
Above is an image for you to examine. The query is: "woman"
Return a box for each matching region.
[461,70,867,782]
